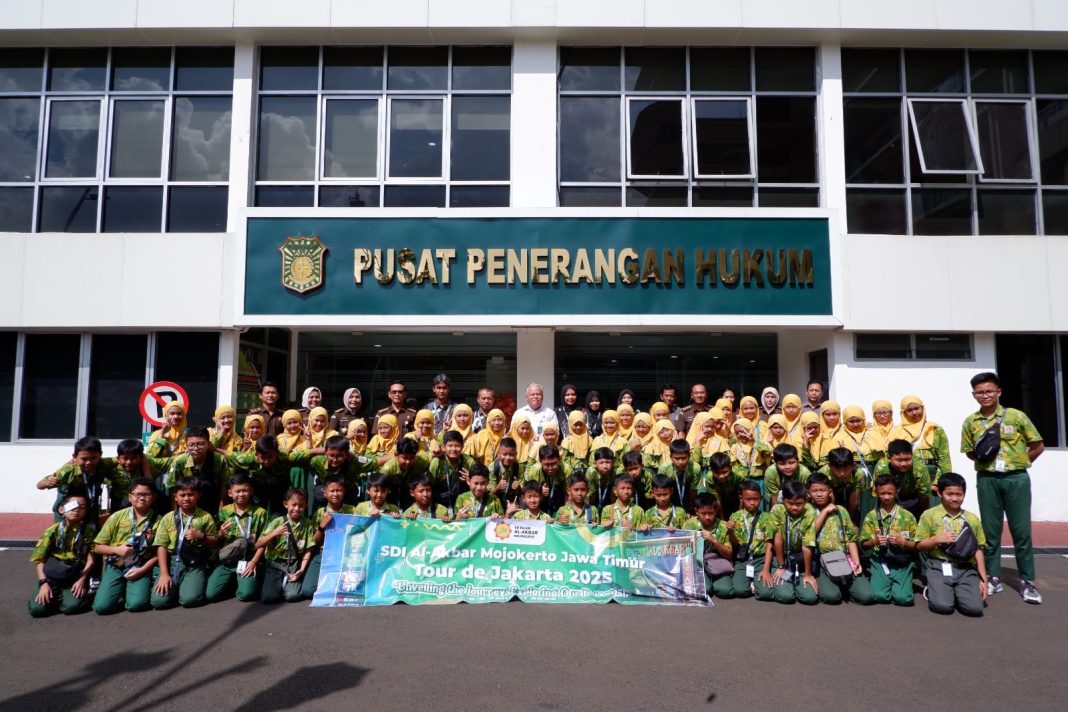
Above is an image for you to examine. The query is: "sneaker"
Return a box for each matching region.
[987,576,1003,596]
[1020,580,1042,604]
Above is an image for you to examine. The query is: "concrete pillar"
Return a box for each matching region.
[516,328,555,409]
[510,39,558,208]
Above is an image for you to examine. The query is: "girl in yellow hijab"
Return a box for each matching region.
[781,393,803,441]
[346,418,368,456]
[447,403,475,444]
[238,413,265,453]
[766,414,791,448]
[149,401,188,457]
[277,409,310,452]
[730,417,772,480]
[714,398,734,430]
[649,401,671,423]
[406,409,441,455]
[738,396,771,443]
[629,412,655,453]
[869,399,895,453]
[535,422,562,464]
[468,408,506,466]
[688,408,729,465]
[616,403,636,440]
[808,400,849,467]
[367,414,400,464]
[592,409,626,457]
[306,406,337,449]
[561,409,592,472]
[509,413,536,465]
[797,411,822,469]
[642,418,676,470]
[842,404,881,468]
[209,405,239,454]
[888,395,952,476]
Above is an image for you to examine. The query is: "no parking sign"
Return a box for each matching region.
[139,381,189,428]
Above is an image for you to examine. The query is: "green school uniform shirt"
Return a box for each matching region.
[706,470,745,504]
[560,443,593,474]
[308,454,377,493]
[402,503,450,519]
[312,504,358,528]
[653,460,705,499]
[555,502,598,525]
[31,521,97,564]
[152,508,217,552]
[729,441,773,479]
[682,517,730,546]
[261,515,316,562]
[353,501,402,516]
[871,458,932,501]
[523,461,573,488]
[860,505,918,560]
[584,467,617,507]
[803,504,857,553]
[763,463,812,502]
[227,450,304,495]
[162,452,233,491]
[512,509,552,522]
[727,509,771,557]
[216,504,270,544]
[898,424,952,475]
[643,505,687,529]
[455,491,504,518]
[960,406,1042,473]
[379,454,431,487]
[93,507,160,549]
[916,505,987,565]
[767,503,818,554]
[428,454,477,484]
[599,502,644,529]
[52,460,132,506]
[815,464,865,494]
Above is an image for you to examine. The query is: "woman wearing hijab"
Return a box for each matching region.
[842,404,879,523]
[555,383,580,430]
[298,386,323,428]
[209,405,240,454]
[869,399,895,454]
[628,412,656,453]
[796,411,823,469]
[346,418,369,456]
[616,403,636,441]
[406,409,440,455]
[687,409,729,467]
[447,403,475,445]
[561,410,593,474]
[277,409,311,452]
[584,390,604,438]
[766,414,791,449]
[617,388,637,410]
[643,418,676,473]
[592,409,626,464]
[367,414,400,466]
[730,417,773,482]
[330,387,365,434]
[306,406,337,449]
[509,413,536,479]
[737,396,771,443]
[148,402,188,457]
[759,387,781,422]
[781,393,804,443]
[238,414,266,453]
[888,395,952,479]
[468,408,506,466]
[806,400,849,469]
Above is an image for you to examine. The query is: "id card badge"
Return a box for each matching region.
[941,561,953,577]
[236,560,248,575]
[745,564,756,579]
[995,454,1006,473]
[881,563,891,575]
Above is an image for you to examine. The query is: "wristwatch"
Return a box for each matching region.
[38,578,48,586]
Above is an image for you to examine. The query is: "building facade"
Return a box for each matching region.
[2,1,1067,518]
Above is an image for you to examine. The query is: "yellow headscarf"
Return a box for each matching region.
[277,409,310,451]
[644,418,676,460]
[812,401,847,461]
[562,409,591,460]
[509,413,536,463]
[448,403,474,442]
[239,414,266,452]
[592,410,625,454]
[153,402,188,453]
[649,401,670,422]
[889,395,940,449]
[796,411,821,449]
[690,407,729,457]
[346,418,368,455]
[539,421,561,450]
[842,404,877,458]
[781,393,803,432]
[469,408,506,465]
[871,399,894,434]
[210,405,239,453]
[307,406,336,449]
[738,395,760,421]
[686,411,710,446]
[406,409,437,452]
[715,398,733,420]
[767,414,790,447]
[367,414,399,455]
[632,412,656,449]
[616,403,635,439]
[819,400,842,434]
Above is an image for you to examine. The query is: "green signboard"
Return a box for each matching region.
[244,217,831,316]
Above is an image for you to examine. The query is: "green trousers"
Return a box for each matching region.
[299,553,322,600]
[206,563,264,603]
[812,568,875,605]
[28,582,92,617]
[869,559,915,606]
[150,563,209,609]
[977,471,1034,581]
[710,561,775,600]
[925,559,983,617]
[772,573,819,605]
[93,563,153,614]
[261,560,305,604]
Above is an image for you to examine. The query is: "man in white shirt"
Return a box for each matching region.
[513,383,558,443]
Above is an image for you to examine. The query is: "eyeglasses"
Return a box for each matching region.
[389,389,405,394]
[129,492,153,499]
[972,390,998,397]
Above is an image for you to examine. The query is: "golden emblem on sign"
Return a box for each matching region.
[279,235,328,294]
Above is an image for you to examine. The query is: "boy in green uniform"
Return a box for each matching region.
[586,447,617,512]
[354,473,403,517]
[302,475,358,600]
[380,438,431,508]
[490,438,523,510]
[151,477,217,609]
[555,474,597,525]
[505,480,553,521]
[429,431,476,518]
[227,437,307,515]
[403,474,451,520]
[873,439,934,521]
[726,480,774,601]
[654,439,705,512]
[803,473,872,605]
[818,448,861,523]
[767,480,818,605]
[621,452,645,507]
[206,473,269,603]
[258,487,316,604]
[36,437,127,523]
[684,492,734,599]
[456,464,504,519]
[28,491,96,617]
[706,452,744,519]
[640,475,687,531]
[599,474,644,530]
[525,444,572,516]
[961,371,1044,604]
[763,444,811,509]
[162,427,232,516]
[92,478,160,614]
[916,472,989,616]
[860,475,918,606]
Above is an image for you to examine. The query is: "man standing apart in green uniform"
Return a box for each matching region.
[961,372,1044,604]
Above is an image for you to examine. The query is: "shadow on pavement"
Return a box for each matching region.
[233,662,368,712]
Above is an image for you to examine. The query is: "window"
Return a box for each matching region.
[995,334,1064,448]
[843,48,1066,235]
[254,46,511,208]
[558,46,818,207]
[854,333,973,360]
[6,332,219,441]
[0,47,233,233]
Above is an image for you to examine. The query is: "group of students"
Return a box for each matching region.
[28,373,1040,618]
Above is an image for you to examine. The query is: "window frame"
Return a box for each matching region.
[40,96,106,182]
[318,95,384,182]
[104,95,171,182]
[972,98,1038,184]
[853,332,975,362]
[906,97,985,176]
[385,94,448,181]
[690,96,755,180]
[624,95,688,180]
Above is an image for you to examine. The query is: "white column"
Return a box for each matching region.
[227,43,256,233]
[516,328,555,409]
[817,42,847,217]
[217,330,239,406]
[510,39,558,208]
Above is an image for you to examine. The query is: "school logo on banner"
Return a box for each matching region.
[279,235,328,294]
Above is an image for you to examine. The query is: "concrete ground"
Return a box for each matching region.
[1,550,1066,711]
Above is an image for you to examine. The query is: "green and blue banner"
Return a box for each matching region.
[310,516,709,607]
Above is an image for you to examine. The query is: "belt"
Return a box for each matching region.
[977,469,1028,477]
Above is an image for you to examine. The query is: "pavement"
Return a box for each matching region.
[1,550,1066,711]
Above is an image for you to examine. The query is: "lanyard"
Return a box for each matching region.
[878,506,896,536]
[176,512,192,553]
[674,469,686,503]
[80,470,98,507]
[233,512,252,541]
[745,511,760,556]
[786,514,802,551]
[129,508,152,538]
